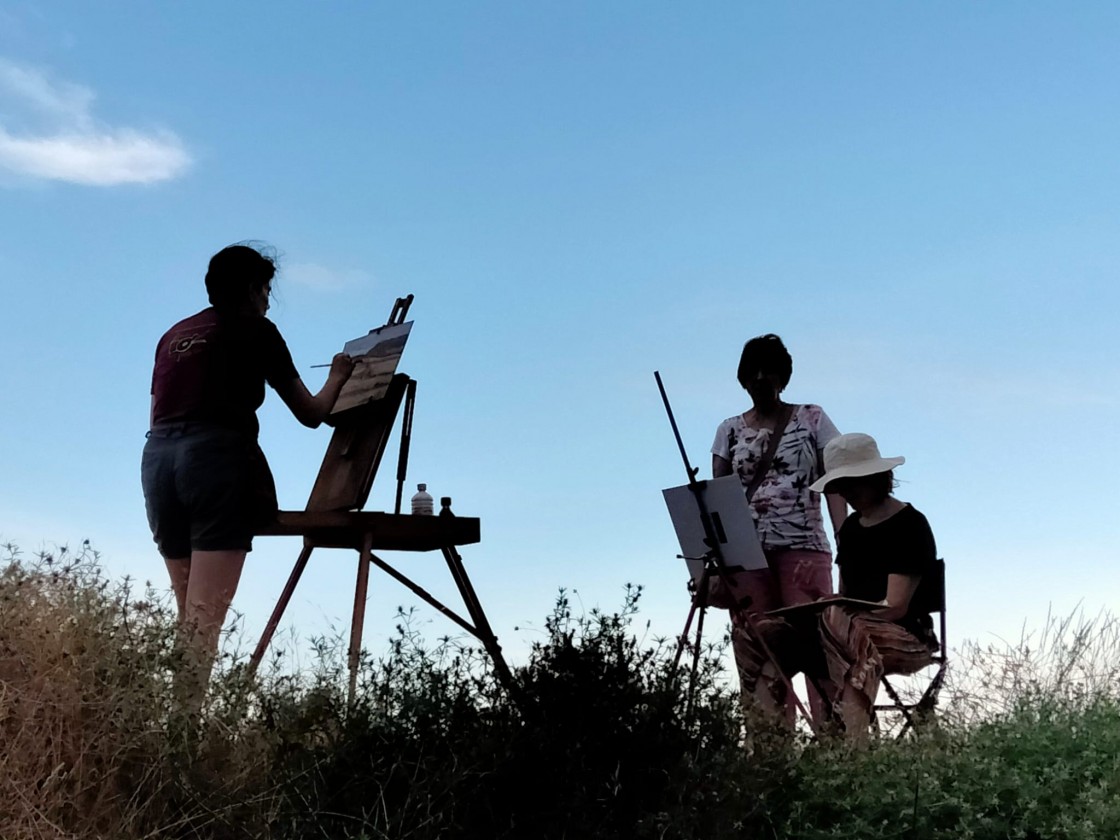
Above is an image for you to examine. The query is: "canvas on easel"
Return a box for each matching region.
[663,475,768,584]
[331,320,413,414]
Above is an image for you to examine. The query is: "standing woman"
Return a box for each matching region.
[711,333,847,719]
[142,243,353,686]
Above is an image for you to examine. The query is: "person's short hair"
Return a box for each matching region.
[737,334,793,391]
[825,469,897,501]
[205,243,277,310]
[864,469,897,502]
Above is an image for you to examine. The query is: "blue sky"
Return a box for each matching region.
[1,2,1118,670]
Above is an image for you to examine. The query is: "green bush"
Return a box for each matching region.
[259,588,796,839]
[778,609,1120,840]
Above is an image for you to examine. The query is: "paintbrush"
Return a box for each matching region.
[310,357,371,369]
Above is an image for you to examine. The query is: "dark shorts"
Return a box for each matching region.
[141,423,278,558]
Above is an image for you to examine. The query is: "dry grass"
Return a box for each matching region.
[943,605,1120,725]
[0,543,272,839]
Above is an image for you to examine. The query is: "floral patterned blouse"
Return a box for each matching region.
[711,404,840,554]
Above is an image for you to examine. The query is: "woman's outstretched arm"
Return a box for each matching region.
[274,353,354,428]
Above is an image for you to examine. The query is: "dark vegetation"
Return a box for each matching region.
[2,542,1119,839]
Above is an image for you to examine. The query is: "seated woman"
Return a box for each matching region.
[735,432,940,737]
[810,432,941,737]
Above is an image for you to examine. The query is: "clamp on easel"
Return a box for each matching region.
[388,293,413,325]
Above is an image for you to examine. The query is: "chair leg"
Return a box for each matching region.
[877,664,947,739]
[911,663,947,731]
[917,663,947,712]
[880,675,918,737]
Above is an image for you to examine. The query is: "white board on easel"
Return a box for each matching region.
[663,475,768,583]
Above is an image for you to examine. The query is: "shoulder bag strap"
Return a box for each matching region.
[744,403,796,502]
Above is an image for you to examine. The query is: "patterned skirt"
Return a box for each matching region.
[733,605,938,712]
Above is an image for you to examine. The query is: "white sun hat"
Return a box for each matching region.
[809,433,905,493]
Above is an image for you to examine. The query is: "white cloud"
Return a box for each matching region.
[0,128,190,185]
[0,58,93,124]
[283,261,372,292]
[0,58,190,186]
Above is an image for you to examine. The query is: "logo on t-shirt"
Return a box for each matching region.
[168,332,208,359]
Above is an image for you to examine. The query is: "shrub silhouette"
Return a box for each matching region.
[4,543,1120,839]
[259,587,794,839]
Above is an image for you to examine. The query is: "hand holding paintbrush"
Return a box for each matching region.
[311,356,370,369]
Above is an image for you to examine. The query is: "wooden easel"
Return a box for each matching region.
[251,297,514,703]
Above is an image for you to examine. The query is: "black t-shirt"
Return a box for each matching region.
[150,307,299,436]
[836,503,940,636]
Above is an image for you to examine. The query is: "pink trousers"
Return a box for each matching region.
[728,548,834,724]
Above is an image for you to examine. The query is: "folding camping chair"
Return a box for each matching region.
[873,557,948,738]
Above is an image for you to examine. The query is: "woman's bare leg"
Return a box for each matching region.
[184,549,246,662]
[175,549,246,710]
[164,557,191,621]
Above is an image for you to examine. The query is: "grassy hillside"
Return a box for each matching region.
[2,542,1119,839]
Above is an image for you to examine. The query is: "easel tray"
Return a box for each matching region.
[258,511,480,551]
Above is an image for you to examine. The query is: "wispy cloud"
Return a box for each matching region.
[0,58,190,186]
[805,331,1120,414]
[283,261,372,292]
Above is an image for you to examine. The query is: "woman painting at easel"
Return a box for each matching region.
[710,333,847,724]
[141,243,353,702]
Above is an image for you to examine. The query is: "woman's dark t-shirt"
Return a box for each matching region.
[836,503,939,638]
[150,307,299,436]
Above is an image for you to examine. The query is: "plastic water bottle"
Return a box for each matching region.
[411,483,434,515]
[439,497,454,517]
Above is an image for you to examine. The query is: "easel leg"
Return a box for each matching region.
[249,544,314,678]
[441,546,518,698]
[348,533,374,706]
[686,601,707,718]
[672,567,710,673]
